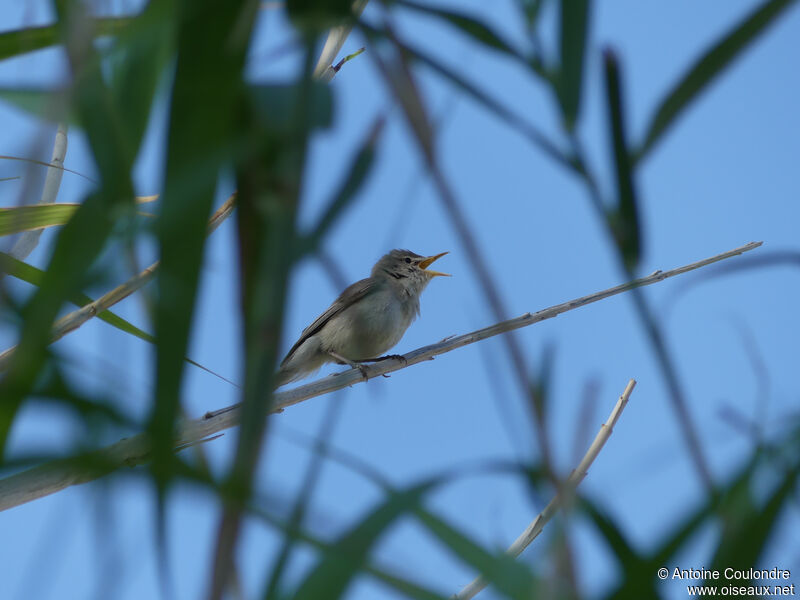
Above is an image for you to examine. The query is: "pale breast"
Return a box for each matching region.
[322,286,418,360]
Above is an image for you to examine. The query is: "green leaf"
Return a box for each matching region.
[0,203,154,238]
[299,115,384,257]
[365,570,448,600]
[0,87,79,124]
[593,445,800,599]
[603,49,640,270]
[293,482,435,599]
[0,3,138,455]
[0,251,235,387]
[0,17,132,62]
[286,0,354,29]
[708,463,799,586]
[580,498,646,568]
[531,341,556,424]
[581,498,660,599]
[0,251,154,343]
[637,0,797,160]
[151,3,258,595]
[650,483,723,568]
[0,4,170,131]
[248,82,334,136]
[108,0,176,156]
[222,74,319,595]
[416,509,538,598]
[516,0,544,32]
[0,204,80,236]
[361,24,573,173]
[396,0,525,61]
[150,0,256,484]
[556,0,590,130]
[253,501,449,600]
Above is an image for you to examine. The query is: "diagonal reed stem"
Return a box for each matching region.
[0,241,761,511]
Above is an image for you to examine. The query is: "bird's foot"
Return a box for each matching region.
[362,353,407,366]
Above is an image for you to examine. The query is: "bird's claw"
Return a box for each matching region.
[369,353,407,366]
[386,354,407,365]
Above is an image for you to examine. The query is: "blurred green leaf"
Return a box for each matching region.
[650,478,724,569]
[416,508,538,598]
[108,0,176,155]
[0,251,149,338]
[0,193,156,238]
[0,203,154,238]
[367,570,448,600]
[516,0,544,32]
[0,251,228,382]
[0,2,171,131]
[218,72,321,597]
[0,204,79,236]
[592,441,800,599]
[556,0,590,130]
[603,49,640,270]
[286,0,355,29]
[374,30,435,161]
[151,2,259,596]
[299,115,384,257]
[581,498,659,599]
[0,3,138,454]
[580,499,639,564]
[0,199,127,451]
[397,0,526,61]
[637,0,797,160]
[249,82,333,135]
[0,87,78,124]
[254,501,449,600]
[0,17,131,62]
[530,342,555,427]
[708,463,799,587]
[149,0,256,490]
[361,24,573,173]
[294,482,435,599]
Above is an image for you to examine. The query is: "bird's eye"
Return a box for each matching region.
[404,257,411,264]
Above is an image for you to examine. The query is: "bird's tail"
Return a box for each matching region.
[273,364,300,389]
[273,338,326,389]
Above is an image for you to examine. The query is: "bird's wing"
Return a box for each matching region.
[281,277,378,366]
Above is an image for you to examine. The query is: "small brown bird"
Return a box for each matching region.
[275,249,449,386]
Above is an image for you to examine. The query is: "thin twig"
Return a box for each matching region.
[0,193,237,371]
[453,379,637,600]
[312,0,370,82]
[0,241,760,511]
[0,153,93,183]
[10,123,68,260]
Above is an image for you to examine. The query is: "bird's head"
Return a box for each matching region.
[372,249,450,295]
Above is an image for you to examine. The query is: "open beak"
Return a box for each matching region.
[419,251,450,277]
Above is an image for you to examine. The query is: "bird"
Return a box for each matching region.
[275,249,449,387]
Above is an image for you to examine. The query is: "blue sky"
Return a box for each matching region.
[1,1,799,599]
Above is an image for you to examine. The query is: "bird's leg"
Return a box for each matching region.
[328,351,370,381]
